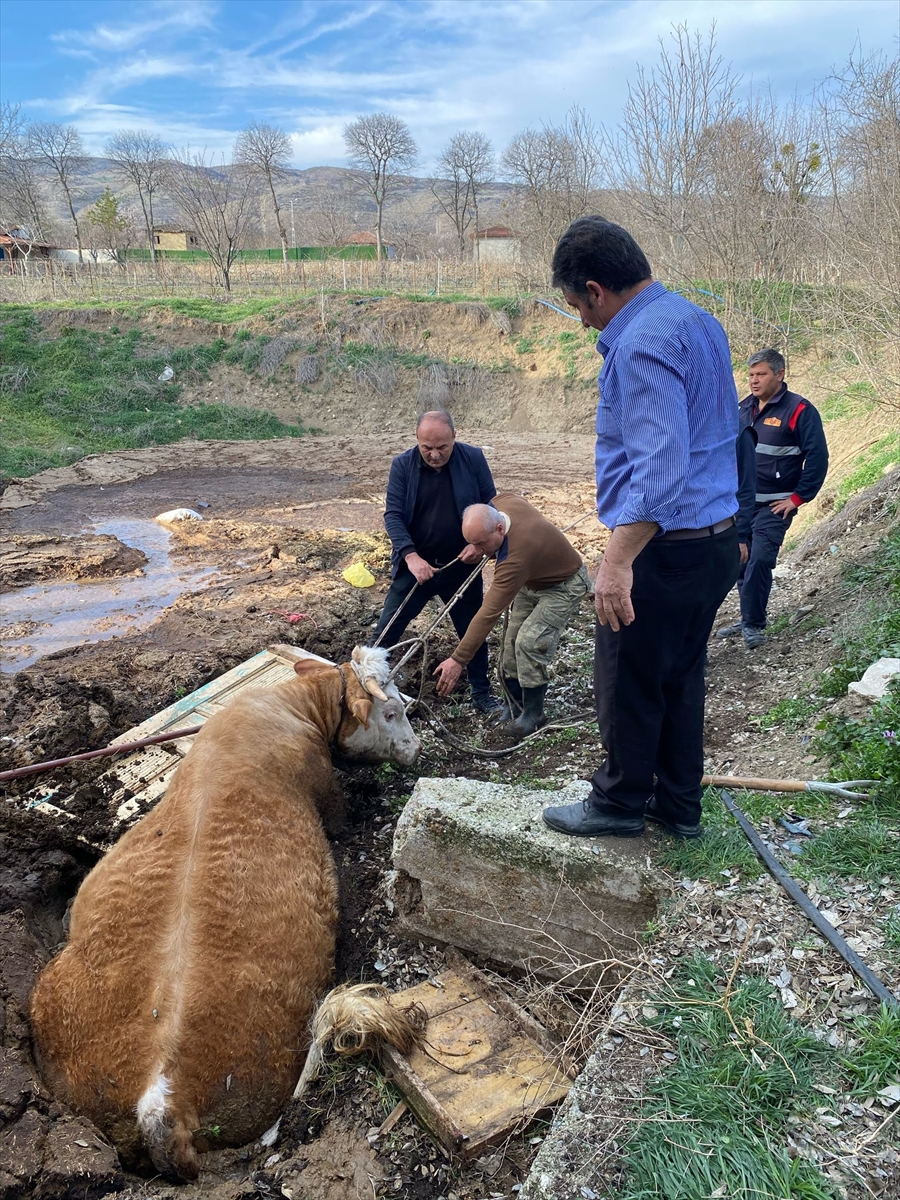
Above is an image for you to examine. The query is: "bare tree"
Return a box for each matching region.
[304,179,362,247]
[603,24,740,275]
[432,131,494,258]
[502,106,602,259]
[164,150,260,291]
[818,50,900,404]
[234,122,292,266]
[105,130,168,262]
[343,113,417,260]
[27,121,85,262]
[0,104,50,271]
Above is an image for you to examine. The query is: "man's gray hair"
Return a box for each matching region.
[416,408,455,434]
[748,349,785,374]
[462,503,502,534]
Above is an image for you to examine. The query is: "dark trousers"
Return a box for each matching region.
[372,561,491,693]
[738,503,793,629]
[590,526,739,826]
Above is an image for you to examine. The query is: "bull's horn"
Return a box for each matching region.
[362,676,388,702]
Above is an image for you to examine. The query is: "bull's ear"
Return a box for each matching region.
[293,659,324,677]
[348,694,373,730]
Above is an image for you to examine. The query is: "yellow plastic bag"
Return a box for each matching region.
[342,562,376,588]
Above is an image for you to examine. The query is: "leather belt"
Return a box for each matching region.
[656,516,735,542]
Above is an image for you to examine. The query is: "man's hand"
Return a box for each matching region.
[594,559,635,631]
[405,552,436,584]
[433,657,463,696]
[739,541,749,565]
[770,498,798,519]
[458,544,483,565]
[593,521,657,632]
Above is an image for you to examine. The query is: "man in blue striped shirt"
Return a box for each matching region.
[542,217,740,840]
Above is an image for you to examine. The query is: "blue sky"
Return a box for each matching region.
[1,0,897,170]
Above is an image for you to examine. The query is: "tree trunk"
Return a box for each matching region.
[375,200,384,262]
[61,182,83,264]
[137,192,154,265]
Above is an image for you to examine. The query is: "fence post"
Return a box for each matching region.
[437,259,441,296]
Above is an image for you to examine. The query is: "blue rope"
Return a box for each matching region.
[534,297,582,322]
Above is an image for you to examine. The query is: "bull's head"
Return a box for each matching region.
[335,646,420,766]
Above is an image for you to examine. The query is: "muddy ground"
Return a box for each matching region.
[1,437,899,1199]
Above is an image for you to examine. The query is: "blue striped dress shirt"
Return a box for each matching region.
[594,281,739,533]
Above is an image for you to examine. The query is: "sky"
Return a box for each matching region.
[1,0,897,172]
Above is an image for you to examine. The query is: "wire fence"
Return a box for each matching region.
[0,256,548,305]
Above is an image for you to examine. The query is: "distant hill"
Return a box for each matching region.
[35,159,515,250]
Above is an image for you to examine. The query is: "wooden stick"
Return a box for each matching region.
[703,774,807,793]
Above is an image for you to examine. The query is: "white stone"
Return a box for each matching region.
[848,657,900,701]
[154,508,203,524]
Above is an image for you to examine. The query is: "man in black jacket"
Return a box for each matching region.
[717,349,828,649]
[372,409,501,712]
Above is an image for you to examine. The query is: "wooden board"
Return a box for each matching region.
[24,644,334,845]
[379,959,572,1157]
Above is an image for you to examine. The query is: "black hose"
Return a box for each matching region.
[719,789,898,1009]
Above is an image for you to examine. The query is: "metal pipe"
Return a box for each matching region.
[0,726,203,783]
[718,790,898,1009]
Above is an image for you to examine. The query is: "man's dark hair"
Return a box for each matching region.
[551,217,652,298]
[748,349,786,374]
[416,409,455,434]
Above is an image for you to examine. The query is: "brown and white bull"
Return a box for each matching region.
[29,646,419,1180]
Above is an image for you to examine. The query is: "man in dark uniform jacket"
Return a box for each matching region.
[372,409,501,712]
[717,349,828,649]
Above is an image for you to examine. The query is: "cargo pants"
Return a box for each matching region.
[501,565,590,687]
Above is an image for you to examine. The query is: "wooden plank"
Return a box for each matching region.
[379,963,571,1158]
[25,645,334,837]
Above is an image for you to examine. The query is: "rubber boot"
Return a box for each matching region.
[508,684,548,737]
[496,676,523,723]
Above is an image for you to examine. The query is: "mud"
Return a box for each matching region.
[1,437,898,1199]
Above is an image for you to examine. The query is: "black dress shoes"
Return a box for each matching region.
[541,798,645,838]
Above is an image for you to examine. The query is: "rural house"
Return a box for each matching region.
[152,226,201,251]
[472,226,521,263]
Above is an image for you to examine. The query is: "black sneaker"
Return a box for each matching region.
[715,621,744,639]
[742,626,767,649]
[644,798,702,839]
[471,692,502,715]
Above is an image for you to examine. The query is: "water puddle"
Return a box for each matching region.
[0,519,217,673]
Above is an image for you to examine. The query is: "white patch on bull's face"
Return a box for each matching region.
[340,649,420,765]
[349,645,391,690]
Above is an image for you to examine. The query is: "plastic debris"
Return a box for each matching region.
[157,366,174,382]
[265,610,318,627]
[342,563,376,588]
[154,508,203,524]
[779,815,813,837]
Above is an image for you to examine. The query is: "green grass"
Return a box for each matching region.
[834,434,900,512]
[883,908,900,958]
[842,1005,900,1095]
[752,696,823,731]
[621,957,840,1200]
[0,309,307,477]
[796,820,900,884]
[818,381,878,421]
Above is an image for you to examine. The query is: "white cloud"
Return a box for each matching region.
[52,0,216,53]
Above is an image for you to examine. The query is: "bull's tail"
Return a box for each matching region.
[293,982,427,1102]
[135,1071,200,1181]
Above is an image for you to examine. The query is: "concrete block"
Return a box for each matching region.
[391,779,667,985]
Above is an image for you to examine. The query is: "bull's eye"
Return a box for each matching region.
[384,711,396,721]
